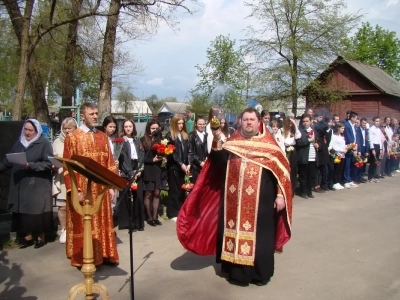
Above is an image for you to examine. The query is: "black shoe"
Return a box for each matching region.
[359,178,368,183]
[378,175,385,179]
[328,186,335,191]
[227,276,249,287]
[308,194,315,198]
[154,219,162,226]
[19,238,34,249]
[103,258,119,266]
[300,194,308,199]
[251,278,271,286]
[138,227,144,231]
[34,240,46,249]
[147,220,157,227]
[313,188,325,193]
[321,186,329,191]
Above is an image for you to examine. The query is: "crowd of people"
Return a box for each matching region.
[263,109,400,199]
[1,102,399,286]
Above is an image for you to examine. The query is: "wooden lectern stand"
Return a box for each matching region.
[56,155,128,300]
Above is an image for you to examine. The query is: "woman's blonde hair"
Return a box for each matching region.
[169,114,188,140]
[61,117,78,130]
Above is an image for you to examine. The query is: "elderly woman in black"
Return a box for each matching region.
[0,119,53,248]
[140,120,167,227]
[116,119,144,231]
[165,114,191,222]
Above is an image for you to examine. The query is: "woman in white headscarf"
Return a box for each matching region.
[0,119,53,249]
[52,117,78,244]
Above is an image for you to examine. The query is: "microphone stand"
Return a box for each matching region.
[114,135,159,300]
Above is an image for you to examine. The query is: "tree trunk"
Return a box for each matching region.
[98,0,121,116]
[5,0,49,123]
[60,0,83,122]
[291,55,298,115]
[10,0,34,120]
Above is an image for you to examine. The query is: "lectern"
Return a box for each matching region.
[56,155,128,300]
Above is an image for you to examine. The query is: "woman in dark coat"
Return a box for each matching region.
[0,119,53,248]
[165,114,191,221]
[116,119,145,231]
[140,120,167,227]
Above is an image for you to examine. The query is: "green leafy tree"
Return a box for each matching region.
[342,22,400,80]
[187,93,211,116]
[192,35,247,111]
[244,0,361,114]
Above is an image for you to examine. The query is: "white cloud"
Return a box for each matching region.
[146,77,164,86]
[387,0,399,7]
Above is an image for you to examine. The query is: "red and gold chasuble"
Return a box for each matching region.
[63,128,119,266]
[221,129,292,266]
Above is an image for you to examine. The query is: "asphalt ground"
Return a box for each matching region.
[1,175,400,300]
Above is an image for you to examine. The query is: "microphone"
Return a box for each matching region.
[151,127,164,136]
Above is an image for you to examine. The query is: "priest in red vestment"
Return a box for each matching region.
[63,102,119,267]
[177,107,292,286]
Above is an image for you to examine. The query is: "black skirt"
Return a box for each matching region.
[12,212,53,233]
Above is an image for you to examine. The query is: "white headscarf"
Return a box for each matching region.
[20,119,42,149]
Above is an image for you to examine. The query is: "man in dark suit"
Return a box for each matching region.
[355,117,369,183]
[342,111,359,188]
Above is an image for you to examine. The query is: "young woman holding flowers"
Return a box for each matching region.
[140,120,167,227]
[165,114,191,221]
[328,122,347,190]
[282,117,302,194]
[52,117,78,244]
[116,119,145,231]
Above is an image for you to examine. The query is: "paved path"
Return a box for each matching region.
[1,176,400,300]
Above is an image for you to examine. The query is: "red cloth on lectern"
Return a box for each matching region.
[177,129,292,256]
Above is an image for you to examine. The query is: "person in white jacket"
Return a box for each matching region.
[52,117,78,243]
[328,122,348,190]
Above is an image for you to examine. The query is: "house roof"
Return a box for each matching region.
[111,100,152,114]
[338,56,400,97]
[158,102,189,114]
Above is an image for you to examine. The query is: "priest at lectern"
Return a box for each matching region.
[63,102,119,267]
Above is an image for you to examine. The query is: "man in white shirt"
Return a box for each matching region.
[368,117,382,183]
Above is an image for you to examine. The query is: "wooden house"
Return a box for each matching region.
[305,56,400,121]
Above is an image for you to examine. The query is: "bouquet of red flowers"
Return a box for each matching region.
[181,174,194,196]
[152,138,176,167]
[130,182,138,191]
[390,152,398,159]
[354,156,364,168]
[347,142,357,154]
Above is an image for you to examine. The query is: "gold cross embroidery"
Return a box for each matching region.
[246,167,257,178]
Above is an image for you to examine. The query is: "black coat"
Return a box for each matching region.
[118,137,144,179]
[165,132,191,170]
[0,135,53,214]
[295,129,312,165]
[140,136,163,182]
[188,131,208,171]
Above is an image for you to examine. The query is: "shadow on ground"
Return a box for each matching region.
[170,251,217,271]
[0,251,37,299]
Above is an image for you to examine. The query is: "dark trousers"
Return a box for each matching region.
[298,161,318,196]
[333,158,345,184]
[318,164,328,188]
[368,145,381,180]
[167,168,185,218]
[325,159,334,188]
[343,152,356,183]
[190,167,201,185]
[286,149,298,194]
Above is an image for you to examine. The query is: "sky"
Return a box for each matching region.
[122,0,400,103]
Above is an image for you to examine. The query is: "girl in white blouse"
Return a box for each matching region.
[328,122,348,190]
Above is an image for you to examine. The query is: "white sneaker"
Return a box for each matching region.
[337,184,345,189]
[349,182,358,188]
[170,217,177,222]
[396,170,400,173]
[344,183,351,189]
[332,183,343,190]
[59,228,66,244]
